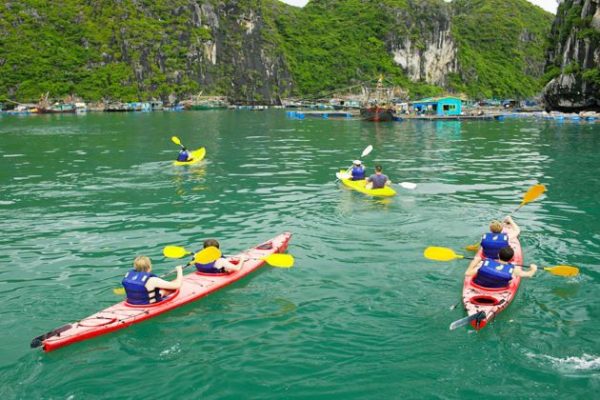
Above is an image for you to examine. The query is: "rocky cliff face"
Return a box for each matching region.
[542,0,600,111]
[387,1,458,87]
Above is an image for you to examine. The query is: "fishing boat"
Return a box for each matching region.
[360,76,396,122]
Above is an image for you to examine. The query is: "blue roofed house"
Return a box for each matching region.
[411,97,462,116]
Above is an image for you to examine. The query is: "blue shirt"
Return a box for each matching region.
[367,173,388,189]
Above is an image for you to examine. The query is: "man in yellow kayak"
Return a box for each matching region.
[122,256,183,305]
[465,246,538,288]
[365,165,391,189]
[176,146,192,162]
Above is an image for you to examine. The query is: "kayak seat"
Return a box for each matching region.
[256,241,273,250]
[469,296,500,306]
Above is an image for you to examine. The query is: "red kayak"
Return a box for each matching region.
[32,232,292,352]
[461,232,522,330]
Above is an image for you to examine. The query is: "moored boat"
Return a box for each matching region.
[31,232,292,352]
[360,105,395,122]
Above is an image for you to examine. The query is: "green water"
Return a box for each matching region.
[1,111,598,398]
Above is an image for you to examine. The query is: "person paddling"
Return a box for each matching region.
[350,160,366,180]
[122,256,183,305]
[195,239,247,274]
[465,246,537,288]
[176,146,192,162]
[365,165,391,189]
[466,216,521,271]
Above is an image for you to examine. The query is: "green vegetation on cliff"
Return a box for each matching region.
[0,0,554,102]
[451,0,553,98]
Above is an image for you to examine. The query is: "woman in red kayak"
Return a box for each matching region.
[195,239,247,274]
[122,256,183,305]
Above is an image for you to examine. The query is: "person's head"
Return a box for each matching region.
[498,246,514,262]
[375,165,383,173]
[353,160,362,166]
[203,239,220,249]
[133,256,152,272]
[489,220,503,233]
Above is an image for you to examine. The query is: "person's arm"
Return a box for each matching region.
[385,175,392,186]
[147,266,183,291]
[514,263,537,278]
[215,256,246,272]
[465,255,482,276]
[504,216,521,237]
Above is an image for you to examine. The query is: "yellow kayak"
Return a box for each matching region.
[173,147,206,166]
[337,170,396,197]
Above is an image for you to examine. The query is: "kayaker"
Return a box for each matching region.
[350,160,366,180]
[465,246,537,288]
[122,256,183,305]
[365,165,391,189]
[466,217,522,271]
[176,147,192,162]
[195,239,247,274]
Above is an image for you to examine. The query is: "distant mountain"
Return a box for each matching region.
[0,0,553,103]
[542,0,600,111]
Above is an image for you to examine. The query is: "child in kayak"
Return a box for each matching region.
[122,256,183,305]
[466,217,522,271]
[195,239,247,274]
[465,246,537,288]
[176,147,192,162]
[350,160,366,180]
[366,165,391,189]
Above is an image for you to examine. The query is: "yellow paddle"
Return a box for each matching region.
[465,184,547,251]
[171,136,185,149]
[423,246,579,277]
[113,247,222,295]
[163,245,294,268]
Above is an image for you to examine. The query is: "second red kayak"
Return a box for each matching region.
[32,232,292,352]
[461,232,523,330]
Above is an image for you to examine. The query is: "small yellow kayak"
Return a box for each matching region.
[337,170,396,197]
[173,147,206,166]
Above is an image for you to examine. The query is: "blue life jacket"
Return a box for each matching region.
[177,150,190,162]
[195,257,226,274]
[474,259,514,288]
[122,270,163,305]
[351,166,365,180]
[480,233,509,259]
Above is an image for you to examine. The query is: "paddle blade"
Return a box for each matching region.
[262,253,294,268]
[194,246,221,264]
[361,145,373,158]
[544,265,579,277]
[171,136,181,146]
[113,287,125,295]
[521,184,546,206]
[424,247,463,262]
[399,182,417,190]
[163,245,190,259]
[465,243,480,252]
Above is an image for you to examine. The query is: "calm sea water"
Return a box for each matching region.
[0,111,598,398]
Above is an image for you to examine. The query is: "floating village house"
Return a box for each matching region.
[410,97,462,116]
